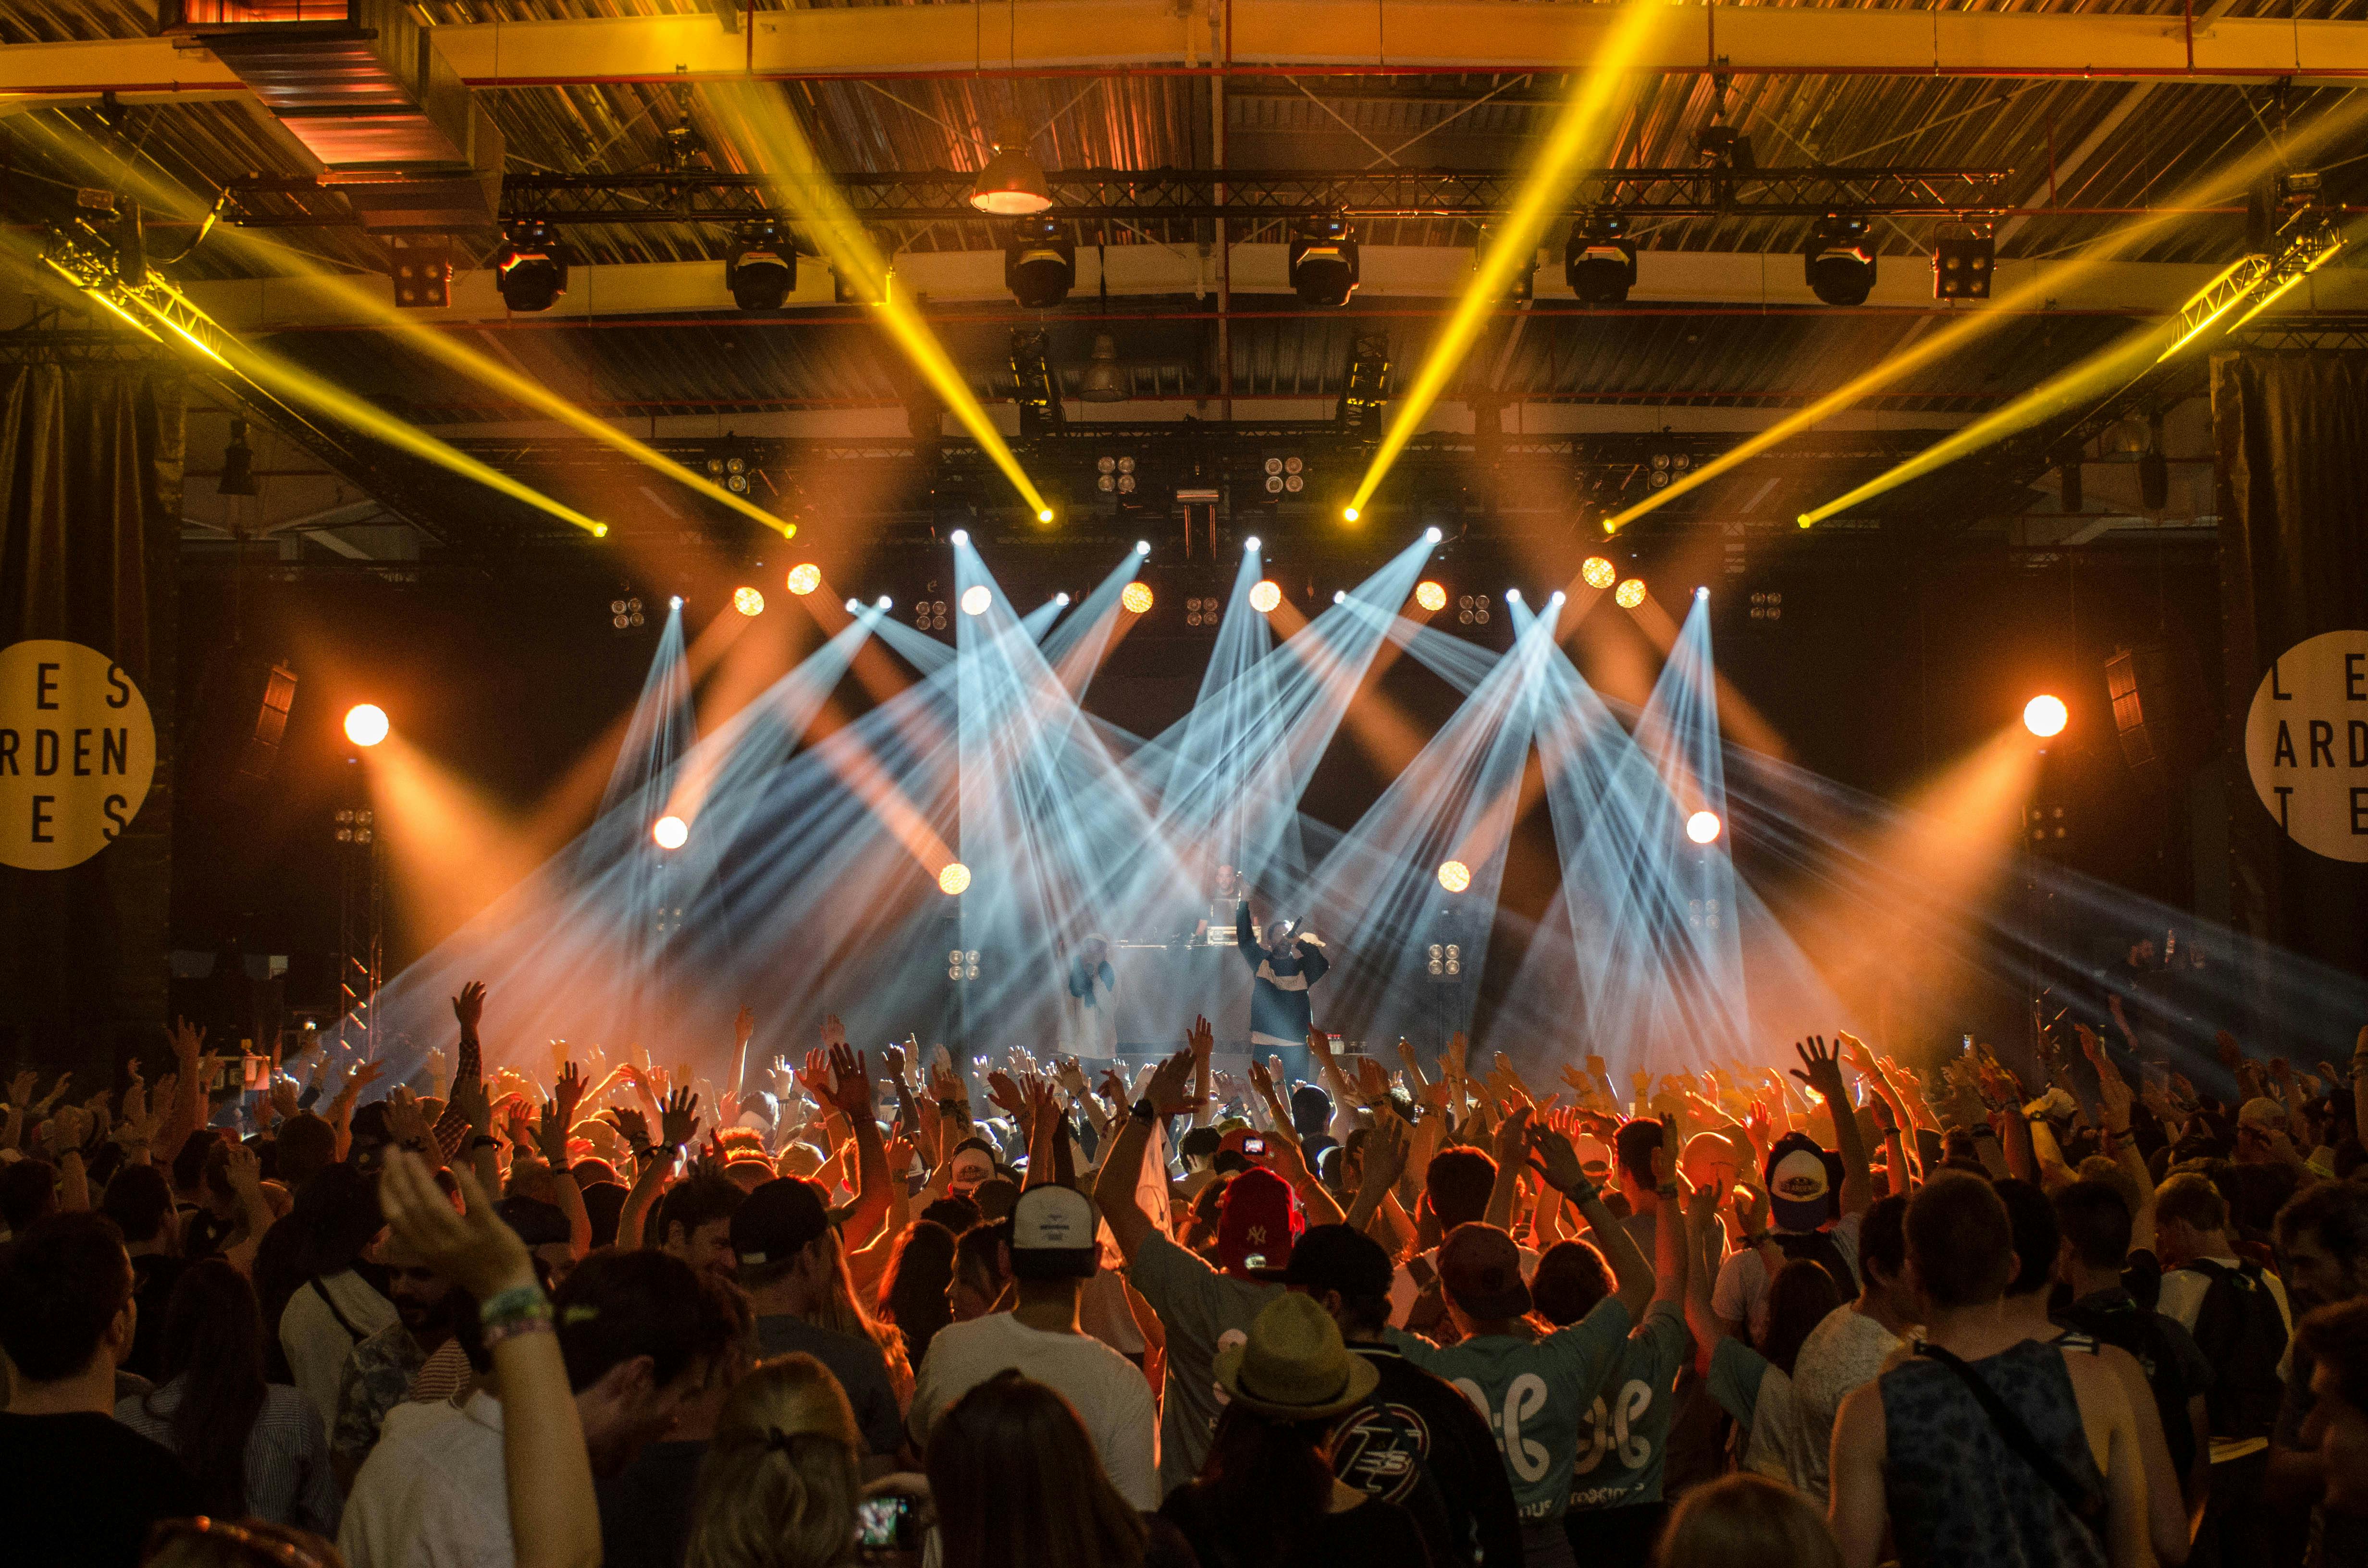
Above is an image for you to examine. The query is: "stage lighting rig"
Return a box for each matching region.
[1123,582,1155,615]
[1933,223,1994,300]
[1415,581,1447,612]
[1748,591,1783,623]
[1249,580,1283,614]
[1455,593,1492,627]
[343,705,389,748]
[1341,335,1392,436]
[1290,216,1360,308]
[1006,218,1075,310]
[1646,450,1691,490]
[703,440,756,496]
[1096,454,1140,498]
[938,862,973,895]
[494,220,569,312]
[1081,333,1128,402]
[1686,810,1723,845]
[727,219,797,311]
[733,587,765,616]
[787,564,821,595]
[652,815,689,850]
[2023,694,2069,738]
[1260,454,1307,499]
[1185,595,1215,628]
[1581,556,1618,590]
[1566,208,1639,305]
[390,237,452,309]
[1804,213,1876,307]
[2160,187,2343,360]
[1614,578,1647,610]
[913,598,949,631]
[971,119,1052,216]
[609,595,646,631]
[1437,860,1472,893]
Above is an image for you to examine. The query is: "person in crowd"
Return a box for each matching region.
[1714,1040,1872,1340]
[1829,1172,2149,1568]
[657,1173,748,1287]
[1285,1219,1524,1568]
[1233,894,1330,1057]
[275,1163,399,1431]
[1656,1471,1843,1568]
[730,1176,906,1463]
[332,1227,471,1484]
[682,1352,873,1568]
[947,1218,1012,1322]
[2157,1170,2296,1568]
[0,1211,202,1568]
[1387,1141,1508,1330]
[878,1218,957,1371]
[928,1370,1196,1568]
[1160,1291,1430,1567]
[103,1162,188,1382]
[599,1276,756,1568]
[1786,1194,1912,1505]
[2293,1299,2368,1532]
[1384,1120,1662,1568]
[2268,1180,2368,1568]
[117,1257,340,1535]
[908,1183,1158,1507]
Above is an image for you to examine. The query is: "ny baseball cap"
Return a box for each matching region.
[1765,1133,1840,1232]
[1010,1184,1100,1280]
[730,1177,830,1267]
[1216,1167,1303,1278]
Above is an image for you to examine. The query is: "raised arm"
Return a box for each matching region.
[430,982,487,1160]
[1527,1120,1653,1318]
[1481,1105,1533,1231]
[820,1039,891,1248]
[1091,1041,1196,1264]
[1794,1036,1871,1217]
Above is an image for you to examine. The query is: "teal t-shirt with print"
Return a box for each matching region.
[1384,1295,1632,1522]
[1566,1299,1690,1512]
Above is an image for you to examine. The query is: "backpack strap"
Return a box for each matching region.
[1917,1342,2106,1534]
[309,1275,370,1344]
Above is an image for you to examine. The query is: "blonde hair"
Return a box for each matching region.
[683,1354,864,1568]
[1655,1474,1841,1568]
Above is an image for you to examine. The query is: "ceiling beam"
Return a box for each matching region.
[10,2,2368,101]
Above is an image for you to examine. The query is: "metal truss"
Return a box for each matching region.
[220,166,2015,229]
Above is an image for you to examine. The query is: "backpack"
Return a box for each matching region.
[2183,1259,2287,1442]
[1770,1227,1858,1299]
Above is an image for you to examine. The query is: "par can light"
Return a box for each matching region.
[2023,695,2069,738]
[1686,810,1723,845]
[1582,557,1618,590]
[1614,578,1647,610]
[1437,859,1472,893]
[733,587,765,616]
[343,704,389,748]
[786,564,822,596]
[960,585,992,616]
[652,814,689,850]
[938,861,972,895]
[1415,581,1447,612]
[1120,582,1154,614]
[1248,580,1283,614]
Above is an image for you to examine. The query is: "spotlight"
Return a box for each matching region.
[1565,208,1638,305]
[1342,506,1361,523]
[1036,508,1055,524]
[786,564,821,596]
[960,585,992,616]
[1425,526,1443,544]
[845,597,862,612]
[493,219,568,312]
[1804,213,1876,307]
[875,594,893,610]
[970,119,1051,216]
[1244,536,1261,552]
[343,704,389,748]
[1614,578,1647,610]
[1694,586,1709,599]
[1550,590,1565,603]
[937,861,973,895]
[1333,590,1347,605]
[1054,592,1071,606]
[1005,216,1075,309]
[652,814,689,850]
[1437,859,1472,893]
[733,587,765,616]
[1249,580,1283,614]
[1933,225,1995,301]
[1505,588,1522,604]
[1415,581,1447,612]
[1288,216,1359,307]
[950,528,970,545]
[725,219,796,311]
[669,596,685,611]
[2023,694,2069,738]
[1581,556,1618,590]
[1121,582,1154,614]
[1135,540,1151,556]
[1686,810,1723,845]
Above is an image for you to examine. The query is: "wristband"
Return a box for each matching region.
[1558,1172,1602,1205]
[1656,1182,1682,1199]
[479,1284,550,1331]
[470,1135,501,1151]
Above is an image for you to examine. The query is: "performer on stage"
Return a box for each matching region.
[1061,932,1119,1060]
[1235,889,1330,1054]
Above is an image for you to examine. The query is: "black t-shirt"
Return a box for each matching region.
[1333,1342,1523,1568]
[0,1410,202,1568]
[597,1436,706,1568]
[124,1254,189,1383]
[1161,1482,1433,1568]
[2055,1287,2213,1477]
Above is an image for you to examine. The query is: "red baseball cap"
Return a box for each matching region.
[1216,1167,1303,1279]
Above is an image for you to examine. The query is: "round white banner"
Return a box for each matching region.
[2243,628,2368,863]
[0,639,158,871]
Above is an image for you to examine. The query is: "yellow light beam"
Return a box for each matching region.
[1599,91,2368,537]
[1347,1,1662,519]
[707,82,1052,520]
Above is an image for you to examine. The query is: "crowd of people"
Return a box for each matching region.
[1,979,2364,1568]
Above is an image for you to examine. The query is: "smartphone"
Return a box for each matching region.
[1241,1135,1269,1157]
[856,1496,918,1549]
[1960,1034,1974,1056]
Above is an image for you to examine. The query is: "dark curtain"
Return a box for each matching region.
[0,362,184,1075]
[2211,350,2368,1036]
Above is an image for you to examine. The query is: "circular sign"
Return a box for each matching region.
[2244,628,2368,864]
[0,639,158,870]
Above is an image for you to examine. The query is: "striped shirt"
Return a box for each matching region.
[117,1379,342,1536]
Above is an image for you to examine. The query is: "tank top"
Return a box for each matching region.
[1877,1336,2109,1568]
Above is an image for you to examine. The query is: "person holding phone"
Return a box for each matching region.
[1235,885,1331,1061]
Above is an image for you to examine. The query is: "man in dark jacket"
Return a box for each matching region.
[1236,897,1330,1052]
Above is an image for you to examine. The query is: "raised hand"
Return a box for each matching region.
[221,1139,263,1197]
[1790,1036,1846,1097]
[1055,1056,1090,1098]
[384,1086,433,1151]
[1095,1067,1126,1106]
[1246,1056,1275,1100]
[451,980,486,1034]
[451,1072,492,1136]
[735,1006,757,1049]
[824,1045,870,1117]
[1188,1015,1214,1062]
[1493,1102,1535,1164]
[820,1014,849,1050]
[549,1060,586,1128]
[1307,1028,1335,1068]
[1361,1115,1409,1196]
[1730,1181,1771,1238]
[31,1073,74,1116]
[1356,1055,1392,1106]
[1145,1047,1196,1117]
[1559,1062,1596,1098]
[796,1047,835,1104]
[931,1059,967,1104]
[379,1148,535,1300]
[659,1087,701,1148]
[602,1104,651,1151]
[500,1097,536,1150]
[1445,1031,1470,1080]
[267,1077,301,1125]
[170,1017,206,1066]
[536,1098,570,1167]
[880,1042,908,1082]
[1523,1120,1591,1197]
[986,1070,1027,1120]
[48,1102,91,1154]
[4,1069,35,1109]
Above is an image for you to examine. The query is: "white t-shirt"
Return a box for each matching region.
[2158,1255,2293,1464]
[339,1391,511,1568]
[1787,1304,1903,1503]
[1711,1212,1864,1343]
[282,1269,401,1434]
[907,1310,1161,1509]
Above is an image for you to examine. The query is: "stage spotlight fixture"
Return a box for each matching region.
[786,564,821,596]
[1415,581,1448,612]
[608,595,646,631]
[937,861,973,895]
[1437,859,1473,893]
[1565,208,1639,305]
[1455,593,1492,626]
[1005,216,1075,309]
[950,528,970,545]
[1614,578,1647,610]
[343,704,389,748]
[2023,694,2069,738]
[669,595,685,610]
[1037,507,1055,523]
[970,119,1052,215]
[493,219,568,312]
[1694,586,1709,599]
[875,594,893,610]
[845,597,862,612]
[1333,590,1347,605]
[652,814,689,850]
[1581,556,1618,590]
[1096,454,1141,495]
[1260,453,1308,497]
[1121,582,1154,614]
[1424,526,1443,544]
[726,219,796,311]
[1135,540,1151,556]
[1289,215,1360,307]
[1244,535,1261,552]
[1686,809,1723,845]
[1055,592,1072,606]
[1342,506,1361,523]
[1506,588,1523,604]
[960,585,992,616]
[733,587,765,616]
[1550,590,1565,604]
[1249,580,1283,614]
[1933,225,1994,301]
[1804,213,1877,307]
